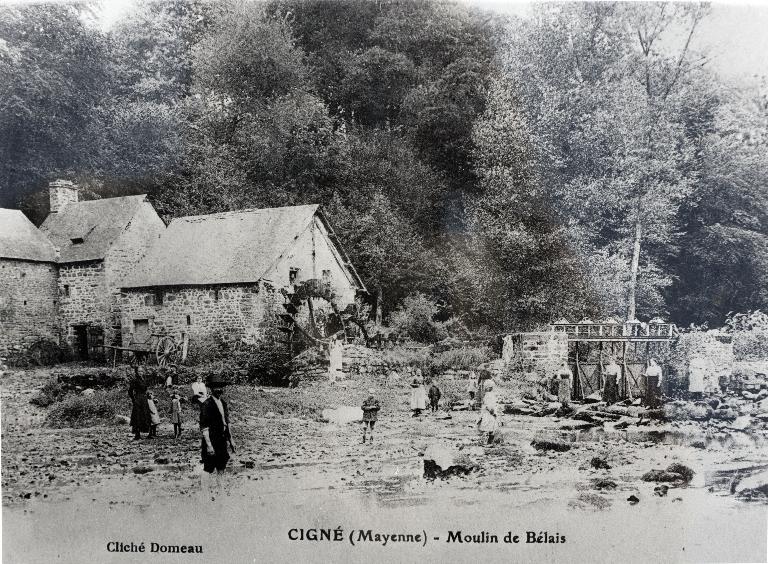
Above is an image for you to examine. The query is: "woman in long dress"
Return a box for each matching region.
[478,380,499,444]
[688,357,707,400]
[644,358,663,408]
[410,379,427,417]
[128,366,151,440]
[602,359,620,404]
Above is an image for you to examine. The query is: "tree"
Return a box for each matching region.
[465,77,598,330]
[0,4,111,207]
[325,191,433,325]
[497,2,709,320]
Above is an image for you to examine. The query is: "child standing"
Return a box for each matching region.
[428,381,441,413]
[147,392,160,438]
[171,392,182,438]
[361,388,380,444]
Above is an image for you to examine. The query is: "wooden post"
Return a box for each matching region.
[598,341,604,390]
[575,343,582,400]
[622,341,633,400]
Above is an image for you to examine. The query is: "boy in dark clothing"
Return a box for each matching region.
[361,388,380,444]
[428,382,441,413]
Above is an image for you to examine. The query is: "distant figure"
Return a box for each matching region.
[171,392,183,438]
[387,368,401,383]
[478,380,499,444]
[644,358,663,408]
[688,357,707,400]
[428,382,441,413]
[467,373,478,408]
[361,388,380,444]
[190,374,208,406]
[410,379,427,417]
[163,368,173,389]
[555,362,573,407]
[147,392,160,438]
[128,366,151,440]
[603,359,621,405]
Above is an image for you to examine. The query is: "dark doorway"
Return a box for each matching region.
[73,325,89,360]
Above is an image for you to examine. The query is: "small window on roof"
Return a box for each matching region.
[289,267,300,285]
[71,237,84,245]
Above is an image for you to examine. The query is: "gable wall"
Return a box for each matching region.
[264,217,359,307]
[0,259,59,356]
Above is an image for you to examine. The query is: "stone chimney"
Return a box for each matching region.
[49,179,79,213]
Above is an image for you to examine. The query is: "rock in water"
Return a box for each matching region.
[423,444,478,480]
[666,463,695,483]
[590,457,611,470]
[734,469,768,496]
[729,415,753,431]
[531,439,571,452]
[641,469,684,483]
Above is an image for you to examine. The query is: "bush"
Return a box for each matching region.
[428,346,494,372]
[30,379,65,407]
[727,311,768,361]
[389,293,444,343]
[46,388,125,428]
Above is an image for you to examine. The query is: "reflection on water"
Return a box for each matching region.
[531,427,768,450]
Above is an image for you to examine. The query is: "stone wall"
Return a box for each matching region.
[119,281,283,350]
[105,200,166,344]
[0,258,59,356]
[57,261,109,354]
[503,332,568,365]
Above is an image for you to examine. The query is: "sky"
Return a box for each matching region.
[3,0,768,82]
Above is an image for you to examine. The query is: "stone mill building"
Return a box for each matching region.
[119,204,365,349]
[0,180,364,361]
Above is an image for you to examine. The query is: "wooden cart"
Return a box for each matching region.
[102,332,188,368]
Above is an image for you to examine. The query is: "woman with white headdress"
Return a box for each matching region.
[478,379,499,444]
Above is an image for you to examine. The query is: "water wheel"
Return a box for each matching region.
[279,279,349,356]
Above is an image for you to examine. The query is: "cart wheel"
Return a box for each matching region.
[156,336,177,367]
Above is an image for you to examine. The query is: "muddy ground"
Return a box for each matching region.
[2,366,767,563]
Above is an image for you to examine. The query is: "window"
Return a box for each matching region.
[289,267,300,285]
[132,319,150,343]
[20,271,26,278]
[186,314,192,326]
[62,285,70,297]
[214,289,220,301]
[153,289,164,306]
[71,237,84,245]
[322,269,331,282]
[23,300,27,306]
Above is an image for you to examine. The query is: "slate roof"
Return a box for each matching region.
[39,195,147,263]
[0,208,57,262]
[122,204,323,288]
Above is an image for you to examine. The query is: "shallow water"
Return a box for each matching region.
[3,467,766,564]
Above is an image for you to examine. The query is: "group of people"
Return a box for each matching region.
[128,370,235,482]
[128,368,183,440]
[548,357,665,408]
[361,368,501,446]
[409,377,442,416]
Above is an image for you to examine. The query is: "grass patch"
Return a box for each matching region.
[30,380,65,407]
[45,388,127,428]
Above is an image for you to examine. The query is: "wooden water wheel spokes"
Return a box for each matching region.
[155,336,179,367]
